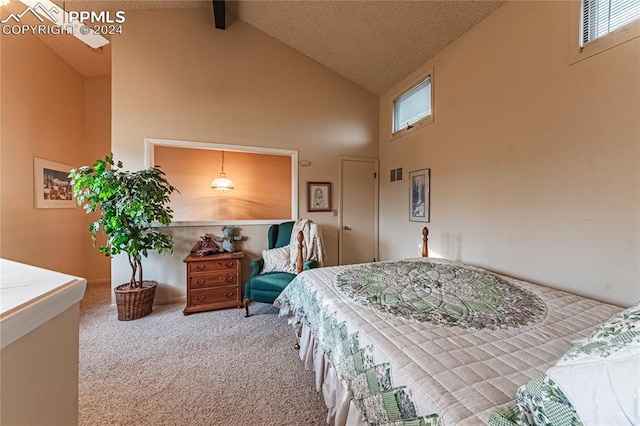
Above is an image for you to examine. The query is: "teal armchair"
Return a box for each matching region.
[243,221,318,317]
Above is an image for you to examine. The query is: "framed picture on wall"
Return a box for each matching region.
[307,182,332,212]
[34,157,76,209]
[409,168,430,222]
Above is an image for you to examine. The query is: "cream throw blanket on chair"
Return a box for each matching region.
[287,219,326,273]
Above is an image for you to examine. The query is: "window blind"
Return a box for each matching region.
[582,0,640,45]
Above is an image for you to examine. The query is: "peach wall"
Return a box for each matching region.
[154,147,292,221]
[83,76,112,283]
[1,32,87,276]
[111,8,378,303]
[84,76,112,174]
[0,33,111,283]
[378,1,639,307]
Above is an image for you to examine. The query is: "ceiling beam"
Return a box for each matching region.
[212,0,225,30]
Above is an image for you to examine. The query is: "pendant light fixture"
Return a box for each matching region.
[211,151,234,192]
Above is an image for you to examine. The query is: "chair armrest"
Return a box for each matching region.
[249,258,264,279]
[303,260,318,271]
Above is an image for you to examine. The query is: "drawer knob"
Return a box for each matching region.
[195,264,207,270]
[218,261,235,268]
[225,292,233,297]
[195,295,206,301]
[197,279,206,285]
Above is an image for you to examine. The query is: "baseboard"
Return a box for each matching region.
[91,281,186,307]
[156,296,187,306]
[87,278,111,286]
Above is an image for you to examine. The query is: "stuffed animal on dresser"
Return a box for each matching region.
[215,226,244,252]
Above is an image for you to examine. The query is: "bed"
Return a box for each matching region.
[273,228,638,425]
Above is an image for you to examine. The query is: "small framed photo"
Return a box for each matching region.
[409,168,430,222]
[307,182,332,212]
[34,157,76,209]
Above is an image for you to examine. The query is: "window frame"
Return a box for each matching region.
[144,138,299,226]
[568,0,640,64]
[390,69,434,140]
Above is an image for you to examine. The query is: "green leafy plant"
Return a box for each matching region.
[69,155,177,289]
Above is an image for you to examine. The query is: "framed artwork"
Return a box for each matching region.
[307,182,332,212]
[409,168,430,222]
[34,157,76,209]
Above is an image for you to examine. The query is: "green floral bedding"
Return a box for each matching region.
[559,302,640,362]
[274,258,623,426]
[492,303,640,426]
[489,375,582,426]
[334,260,546,329]
[277,272,438,425]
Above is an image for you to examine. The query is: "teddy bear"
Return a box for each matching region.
[215,225,244,252]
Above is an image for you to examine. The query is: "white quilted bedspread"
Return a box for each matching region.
[276,258,623,425]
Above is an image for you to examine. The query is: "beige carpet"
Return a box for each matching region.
[79,282,328,425]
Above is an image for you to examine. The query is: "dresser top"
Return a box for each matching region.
[183,251,244,263]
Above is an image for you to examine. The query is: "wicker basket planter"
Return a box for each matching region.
[70,156,175,323]
[114,280,158,321]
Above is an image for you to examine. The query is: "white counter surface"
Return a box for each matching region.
[0,259,86,349]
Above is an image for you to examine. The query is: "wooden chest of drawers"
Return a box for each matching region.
[183,251,244,315]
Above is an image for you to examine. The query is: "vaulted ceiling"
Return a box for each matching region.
[3,0,504,95]
[227,1,504,95]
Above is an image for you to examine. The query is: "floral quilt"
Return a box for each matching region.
[488,375,583,426]
[276,271,438,425]
[558,302,640,362]
[334,261,546,330]
[274,258,622,426]
[491,303,640,426]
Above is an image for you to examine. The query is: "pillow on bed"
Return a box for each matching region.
[260,245,291,274]
[489,374,581,426]
[545,303,640,426]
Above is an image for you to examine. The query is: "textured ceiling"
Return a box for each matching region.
[230,1,504,95]
[2,0,504,95]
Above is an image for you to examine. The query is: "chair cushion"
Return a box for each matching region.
[260,246,291,274]
[248,272,296,293]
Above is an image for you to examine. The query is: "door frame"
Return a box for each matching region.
[338,156,380,265]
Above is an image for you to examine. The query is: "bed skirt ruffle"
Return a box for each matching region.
[294,317,366,426]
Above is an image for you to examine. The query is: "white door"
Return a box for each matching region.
[339,157,378,265]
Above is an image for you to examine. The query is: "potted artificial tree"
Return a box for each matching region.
[70,155,177,321]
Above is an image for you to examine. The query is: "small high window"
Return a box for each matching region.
[569,0,640,63]
[582,0,640,45]
[392,72,432,136]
